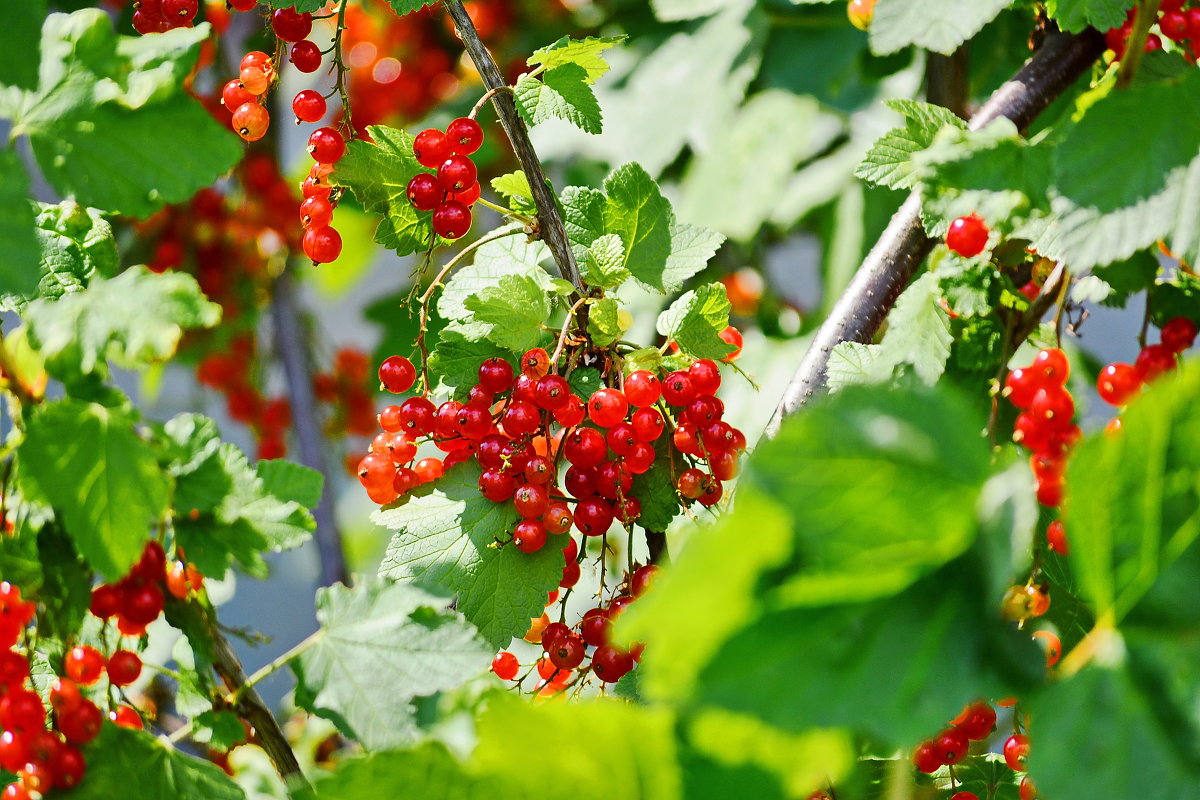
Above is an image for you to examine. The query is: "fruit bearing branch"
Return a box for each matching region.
[765,27,1106,437]
[441,0,587,297]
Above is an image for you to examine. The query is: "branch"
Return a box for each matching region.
[765,28,1106,437]
[441,0,586,296]
[269,269,348,588]
[645,530,669,565]
[925,47,970,119]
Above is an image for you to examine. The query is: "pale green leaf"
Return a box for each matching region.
[463,274,553,353]
[656,283,735,360]
[856,99,968,190]
[581,233,629,288]
[869,0,1011,55]
[876,273,954,385]
[515,64,603,134]
[528,36,625,83]
[587,297,623,348]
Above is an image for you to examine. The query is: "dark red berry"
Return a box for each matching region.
[437,155,478,193]
[308,127,346,164]
[289,40,322,73]
[271,7,312,41]
[478,357,514,393]
[413,128,452,169]
[407,173,442,211]
[379,355,416,393]
[432,201,472,239]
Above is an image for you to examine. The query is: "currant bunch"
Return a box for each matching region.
[130,0,200,35]
[88,541,204,639]
[1004,347,1078,508]
[911,700,998,774]
[406,118,486,240]
[1095,315,1196,411]
[1105,0,1200,60]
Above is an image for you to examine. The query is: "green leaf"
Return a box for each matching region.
[0,151,40,298]
[870,0,1011,55]
[629,455,681,533]
[190,710,249,751]
[560,186,607,251]
[490,171,536,212]
[1029,660,1200,799]
[587,297,623,348]
[266,0,330,12]
[256,459,324,511]
[528,36,625,83]
[314,742,504,799]
[825,342,887,391]
[160,413,228,515]
[663,224,725,294]
[428,331,516,400]
[875,273,954,385]
[656,283,735,361]
[651,0,748,21]
[464,274,553,353]
[602,163,674,290]
[15,12,241,218]
[331,125,435,257]
[581,233,630,289]
[0,0,45,91]
[376,462,564,650]
[27,201,118,305]
[1045,0,1131,33]
[62,725,244,800]
[292,579,491,751]
[19,400,167,582]
[1064,363,1200,622]
[383,0,439,14]
[567,367,603,400]
[23,266,220,379]
[515,63,603,135]
[624,346,664,375]
[437,230,550,321]
[857,100,968,190]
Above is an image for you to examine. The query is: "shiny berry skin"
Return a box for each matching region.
[164,0,199,22]
[1096,362,1140,406]
[932,727,969,765]
[697,476,724,507]
[300,195,333,229]
[574,497,614,536]
[548,632,586,670]
[565,466,596,498]
[661,371,696,406]
[1004,367,1039,409]
[90,584,121,619]
[221,79,256,111]
[271,8,312,41]
[1003,733,1030,771]
[950,794,980,800]
[945,214,989,257]
[437,155,478,193]
[560,560,581,588]
[1136,343,1177,381]
[446,117,484,155]
[107,650,142,686]
[514,520,547,553]
[407,173,442,211]
[239,65,270,95]
[685,395,724,427]
[303,226,342,264]
[911,740,942,774]
[553,394,586,428]
[564,428,607,468]
[398,397,436,436]
[624,371,661,407]
[58,699,102,745]
[1030,387,1074,427]
[491,651,519,680]
[50,743,86,789]
[847,0,876,30]
[1161,10,1190,41]
[478,469,516,502]
[0,651,29,689]
[580,610,611,647]
[432,200,472,239]
[478,357,515,393]
[501,400,540,437]
[606,422,638,457]
[108,705,144,729]
[630,564,659,596]
[0,689,44,733]
[630,407,664,442]
[718,326,743,361]
[689,359,721,395]
[1032,629,1061,668]
[545,503,573,535]
[232,102,269,141]
[290,40,322,73]
[64,645,105,685]
[229,0,258,8]
[592,644,634,682]
[1161,316,1197,352]
[1030,348,1070,386]
[955,701,996,740]
[308,127,346,164]
[521,348,551,378]
[1046,520,1069,555]
[413,128,453,169]
[534,375,571,410]
[454,183,481,206]
[379,355,416,394]
[514,484,549,519]
[292,89,327,123]
[524,456,553,485]
[595,460,633,500]
[588,388,628,428]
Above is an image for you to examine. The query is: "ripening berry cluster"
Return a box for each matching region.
[0,581,147,800]
[405,119,486,240]
[493,564,658,691]
[1095,316,1197,411]
[1106,0,1200,60]
[1004,348,1078,508]
[357,347,747,559]
[910,701,1040,800]
[87,541,204,639]
[130,0,200,34]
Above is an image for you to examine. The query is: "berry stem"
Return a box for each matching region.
[442,0,589,311]
[330,0,354,139]
[765,28,1105,437]
[468,84,514,121]
[1116,0,1164,90]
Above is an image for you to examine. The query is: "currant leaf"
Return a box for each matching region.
[656,283,736,361]
[581,233,630,289]
[869,0,1010,55]
[875,273,954,386]
[528,35,625,84]
[0,151,40,299]
[463,274,554,353]
[856,99,968,191]
[1044,0,1132,33]
[490,171,537,213]
[428,330,516,400]
[515,63,603,135]
[587,296,624,347]
[437,229,551,322]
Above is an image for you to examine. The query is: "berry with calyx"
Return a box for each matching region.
[946,214,989,257]
[847,0,877,30]
[954,701,996,741]
[1097,363,1140,406]
[378,356,416,394]
[437,155,478,193]
[592,644,634,682]
[107,650,142,687]
[302,226,342,264]
[491,651,519,680]
[292,89,327,123]
[1032,629,1062,668]
[1003,733,1030,771]
[446,117,484,155]
[232,103,269,141]
[588,388,628,427]
[432,201,472,239]
[624,371,662,407]
[932,727,969,765]
[407,173,442,211]
[1046,520,1069,555]
[911,740,942,774]
[308,127,346,164]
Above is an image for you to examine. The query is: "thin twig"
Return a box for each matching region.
[1116,0,1164,90]
[469,85,514,120]
[330,0,354,137]
[765,28,1106,437]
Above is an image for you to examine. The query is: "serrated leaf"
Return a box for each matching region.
[191,710,249,751]
[25,201,118,306]
[656,283,735,360]
[587,297,623,348]
[624,347,663,374]
[515,64,603,135]
[437,230,550,321]
[256,459,323,511]
[377,462,564,649]
[0,150,40,298]
[19,400,168,582]
[292,579,491,751]
[857,100,968,190]
[266,0,329,12]
[528,36,624,84]
[1045,0,1131,33]
[23,266,220,379]
[876,273,953,385]
[490,171,536,212]
[582,234,629,289]
[825,342,887,391]
[560,186,607,251]
[331,125,435,257]
[63,725,244,800]
[602,163,674,288]
[630,455,680,533]
[383,0,439,14]
[464,274,553,352]
[869,0,1010,55]
[428,330,516,400]
[663,224,724,294]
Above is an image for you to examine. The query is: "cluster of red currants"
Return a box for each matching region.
[1004,347,1078,508]
[1106,0,1200,60]
[130,0,200,34]
[910,700,1039,799]
[0,582,147,800]
[356,347,747,552]
[88,541,204,640]
[405,118,486,240]
[1095,316,1197,411]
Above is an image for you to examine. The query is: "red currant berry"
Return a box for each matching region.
[564,428,607,468]
[521,348,551,378]
[491,651,519,680]
[271,7,312,41]
[1046,520,1069,555]
[437,155,478,193]
[221,79,256,111]
[405,173,441,211]
[523,455,553,485]
[1096,362,1140,406]
[1030,387,1074,427]
[553,394,586,428]
[57,699,102,745]
[1004,367,1039,409]
[49,744,85,790]
[534,375,571,411]
[1033,630,1061,668]
[514,484,549,519]
[0,689,44,733]
[718,326,743,361]
[164,0,199,22]
[514,520,547,553]
[1136,343,1177,381]
[300,195,333,229]
[950,793,980,800]
[107,650,142,687]
[89,584,121,619]
[478,357,515,393]
[432,200,472,239]
[689,358,722,395]
[398,397,436,436]
[697,476,724,507]
[303,226,342,264]
[108,705,144,729]
[545,503,574,535]
[413,128,453,169]
[478,469,516,502]
[446,117,484,155]
[501,400,540,437]
[606,422,638,457]
[239,65,270,95]
[64,645,105,685]
[592,644,634,682]
[560,560,581,588]
[378,356,416,394]
[630,564,659,596]
[661,371,696,406]
[565,466,596,498]
[548,632,586,669]
[292,89,327,123]
[453,182,481,206]
[629,407,664,442]
[594,460,632,500]
[955,701,997,740]
[1030,348,1070,386]
[1003,733,1030,771]
[685,395,724,427]
[574,497,614,536]
[1161,316,1198,352]
[232,102,269,141]
[289,40,322,73]
[911,740,942,774]
[945,214,989,257]
[308,127,346,164]
[624,371,661,407]
[580,609,612,647]
[0,651,29,689]
[414,457,444,483]
[932,727,969,765]
[588,388,628,428]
